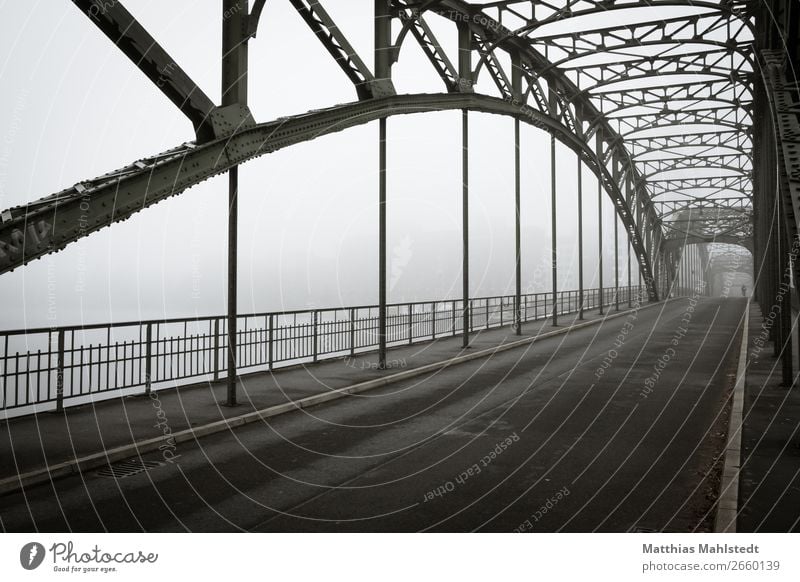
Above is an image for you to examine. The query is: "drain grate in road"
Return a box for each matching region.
[94,458,165,479]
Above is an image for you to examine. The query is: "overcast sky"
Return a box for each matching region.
[0,1,634,330]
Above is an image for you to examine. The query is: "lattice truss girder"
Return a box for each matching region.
[762,50,800,242]
[661,207,752,238]
[705,243,754,272]
[0,0,759,298]
[597,80,753,115]
[626,130,751,158]
[392,0,754,256]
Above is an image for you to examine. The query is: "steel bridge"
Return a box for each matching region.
[0,0,797,409]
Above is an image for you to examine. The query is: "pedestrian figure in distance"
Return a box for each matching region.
[741,285,747,297]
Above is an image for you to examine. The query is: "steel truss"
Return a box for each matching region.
[0,0,785,387]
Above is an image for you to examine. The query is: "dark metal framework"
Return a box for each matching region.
[2,0,791,396]
[752,0,800,386]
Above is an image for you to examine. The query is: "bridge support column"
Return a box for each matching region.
[681,250,691,295]
[376,0,392,367]
[462,110,470,346]
[378,118,388,368]
[778,197,793,386]
[512,54,523,335]
[222,0,249,407]
[551,133,558,326]
[627,228,632,307]
[459,23,471,348]
[598,182,604,314]
[515,119,522,334]
[614,213,620,310]
[612,157,619,311]
[596,132,604,315]
[681,247,687,296]
[578,155,584,319]
[226,169,239,406]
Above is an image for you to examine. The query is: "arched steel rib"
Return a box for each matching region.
[0,92,655,292]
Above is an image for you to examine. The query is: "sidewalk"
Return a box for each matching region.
[738,304,800,532]
[0,306,633,483]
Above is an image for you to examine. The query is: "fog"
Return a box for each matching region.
[0,1,633,331]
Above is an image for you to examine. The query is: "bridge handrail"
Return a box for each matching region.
[0,285,647,416]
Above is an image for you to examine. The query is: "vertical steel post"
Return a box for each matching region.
[145,323,152,395]
[578,155,585,319]
[312,310,319,363]
[683,248,687,296]
[612,157,620,311]
[627,233,632,306]
[614,213,620,310]
[222,0,249,407]
[56,329,65,412]
[779,193,793,385]
[213,318,220,381]
[226,169,239,406]
[375,1,392,368]
[462,110,470,346]
[459,24,471,348]
[409,304,414,345]
[512,54,523,335]
[551,133,558,326]
[269,314,275,369]
[515,119,522,334]
[597,131,604,315]
[378,118,388,368]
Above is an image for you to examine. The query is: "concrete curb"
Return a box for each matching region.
[714,299,749,533]
[0,300,665,497]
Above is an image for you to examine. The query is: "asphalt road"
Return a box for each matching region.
[0,298,746,532]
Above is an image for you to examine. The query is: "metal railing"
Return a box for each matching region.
[0,285,645,415]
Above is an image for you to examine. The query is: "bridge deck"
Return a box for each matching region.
[0,306,613,480]
[0,298,747,532]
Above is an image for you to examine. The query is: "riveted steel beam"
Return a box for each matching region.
[70,0,221,142]
[0,92,657,296]
[290,0,395,99]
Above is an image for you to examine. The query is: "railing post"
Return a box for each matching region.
[145,323,152,395]
[431,302,436,340]
[312,310,319,363]
[213,318,220,381]
[55,329,65,412]
[349,309,355,356]
[409,304,414,345]
[470,299,474,332]
[452,301,456,336]
[486,298,490,330]
[500,297,504,327]
[269,314,275,370]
